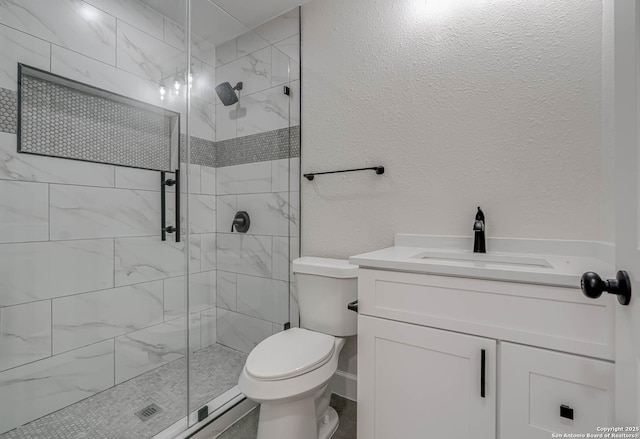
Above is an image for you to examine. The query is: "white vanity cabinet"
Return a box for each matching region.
[358,315,496,439]
[356,268,615,439]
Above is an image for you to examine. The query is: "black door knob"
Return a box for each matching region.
[581,271,632,306]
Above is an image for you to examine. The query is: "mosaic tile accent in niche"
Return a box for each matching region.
[0,88,16,134]
[20,74,175,171]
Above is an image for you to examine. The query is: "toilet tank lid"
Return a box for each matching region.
[292,257,358,279]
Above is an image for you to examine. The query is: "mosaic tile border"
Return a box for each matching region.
[1,86,300,169]
[215,125,301,168]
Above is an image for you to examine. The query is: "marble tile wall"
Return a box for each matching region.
[212,9,301,354]
[214,8,300,144]
[214,156,300,353]
[0,1,301,434]
[0,0,219,434]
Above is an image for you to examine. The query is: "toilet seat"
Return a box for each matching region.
[246,328,335,381]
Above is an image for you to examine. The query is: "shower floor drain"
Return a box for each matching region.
[135,403,163,422]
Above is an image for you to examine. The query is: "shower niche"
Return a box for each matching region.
[17,64,180,172]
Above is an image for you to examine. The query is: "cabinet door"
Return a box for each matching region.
[358,315,496,439]
[500,342,614,438]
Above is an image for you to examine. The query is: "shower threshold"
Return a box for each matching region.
[1,343,248,439]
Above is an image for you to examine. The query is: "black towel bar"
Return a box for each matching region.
[303,166,384,181]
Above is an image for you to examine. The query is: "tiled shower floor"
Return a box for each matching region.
[1,343,248,439]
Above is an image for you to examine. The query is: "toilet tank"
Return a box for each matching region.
[292,257,358,337]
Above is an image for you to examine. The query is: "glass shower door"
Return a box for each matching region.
[185,0,300,425]
[0,0,192,438]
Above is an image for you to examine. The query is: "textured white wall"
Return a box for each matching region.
[301,0,604,258]
[301,0,607,377]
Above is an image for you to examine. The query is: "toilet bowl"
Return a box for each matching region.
[238,257,358,439]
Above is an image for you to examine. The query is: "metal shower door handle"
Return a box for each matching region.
[161,170,180,243]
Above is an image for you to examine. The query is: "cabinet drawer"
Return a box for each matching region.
[358,269,614,359]
[500,343,614,439]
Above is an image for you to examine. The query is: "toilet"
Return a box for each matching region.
[238,257,358,439]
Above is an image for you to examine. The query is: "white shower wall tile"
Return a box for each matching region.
[116,21,184,83]
[190,312,202,352]
[236,192,290,237]
[0,340,114,435]
[290,157,301,191]
[271,47,291,87]
[0,0,116,65]
[236,86,290,138]
[291,80,301,126]
[216,309,272,354]
[216,161,272,195]
[163,18,186,51]
[271,158,291,192]
[190,97,216,142]
[50,185,161,240]
[163,276,185,321]
[201,233,217,271]
[216,233,272,278]
[115,166,158,191]
[187,194,216,234]
[236,275,289,324]
[190,233,202,273]
[52,281,164,355]
[0,133,115,187]
[215,102,237,142]
[272,236,290,282]
[114,318,186,384]
[115,236,185,287]
[216,271,237,311]
[274,34,300,63]
[51,46,165,108]
[290,192,300,238]
[195,62,216,105]
[163,270,215,320]
[191,270,216,311]
[0,300,51,372]
[84,0,164,40]
[289,281,300,328]
[201,308,217,348]
[0,24,50,91]
[201,166,216,195]
[216,47,271,97]
[215,39,237,67]
[0,180,48,243]
[216,195,236,234]
[253,8,300,45]
[236,31,270,59]
[192,35,216,67]
[0,239,114,307]
[189,164,202,194]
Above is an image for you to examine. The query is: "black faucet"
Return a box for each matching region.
[473,207,486,253]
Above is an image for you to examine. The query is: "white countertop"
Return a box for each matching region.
[349,235,615,288]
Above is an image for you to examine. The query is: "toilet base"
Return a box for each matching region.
[318,407,339,439]
[255,395,339,439]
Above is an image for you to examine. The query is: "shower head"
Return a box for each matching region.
[215,81,243,106]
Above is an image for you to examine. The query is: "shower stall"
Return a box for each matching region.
[0,0,300,437]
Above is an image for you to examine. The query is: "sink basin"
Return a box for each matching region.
[412,251,553,269]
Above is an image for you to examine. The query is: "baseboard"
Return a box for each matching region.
[331,370,357,402]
